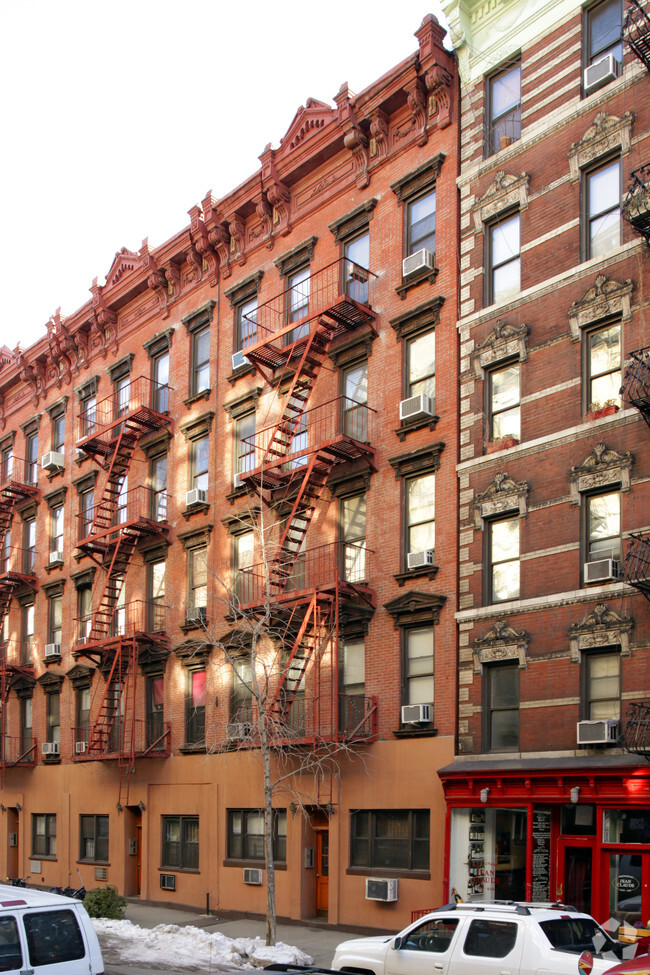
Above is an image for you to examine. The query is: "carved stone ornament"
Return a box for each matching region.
[472,320,529,377]
[568,274,633,342]
[569,442,632,504]
[141,238,172,318]
[227,213,247,267]
[568,111,634,183]
[335,85,370,189]
[473,171,530,232]
[384,590,446,627]
[89,278,118,358]
[46,309,81,387]
[188,204,219,287]
[472,619,529,673]
[105,246,142,288]
[202,193,232,280]
[473,472,528,528]
[391,155,445,206]
[425,61,453,130]
[260,146,292,239]
[13,347,44,404]
[569,603,633,662]
[369,109,389,160]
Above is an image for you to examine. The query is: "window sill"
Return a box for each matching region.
[78,859,110,866]
[179,744,207,754]
[159,866,200,874]
[31,854,57,861]
[394,564,439,587]
[44,559,64,574]
[223,858,287,870]
[181,501,210,521]
[43,654,61,667]
[226,484,248,506]
[227,362,256,386]
[396,266,439,301]
[179,618,210,634]
[41,754,61,765]
[395,414,439,443]
[346,867,431,880]
[183,389,211,410]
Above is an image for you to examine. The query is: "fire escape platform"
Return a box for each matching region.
[241,439,375,493]
[620,345,650,425]
[76,516,171,559]
[625,0,650,71]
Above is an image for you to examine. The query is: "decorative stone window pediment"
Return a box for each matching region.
[180,410,215,442]
[328,331,375,369]
[274,236,317,277]
[384,590,446,627]
[21,415,42,436]
[472,619,529,673]
[141,429,172,458]
[46,396,68,420]
[224,270,264,307]
[72,469,98,493]
[390,297,445,342]
[38,671,64,693]
[66,664,94,688]
[140,542,169,564]
[107,353,135,382]
[569,442,632,504]
[390,155,445,204]
[174,640,212,667]
[0,431,16,450]
[569,603,633,662]
[223,388,263,420]
[12,673,36,697]
[74,375,99,401]
[568,112,634,183]
[388,443,444,480]
[328,465,372,499]
[138,645,171,674]
[472,321,529,377]
[568,275,633,342]
[473,473,528,529]
[339,602,375,641]
[42,579,65,598]
[222,509,260,535]
[473,171,530,232]
[71,567,96,590]
[177,524,213,551]
[182,300,216,334]
[218,627,254,651]
[328,199,378,242]
[143,327,174,358]
[44,486,67,510]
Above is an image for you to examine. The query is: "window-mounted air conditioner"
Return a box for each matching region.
[243,867,263,885]
[577,718,620,745]
[584,54,621,95]
[233,472,244,489]
[185,488,207,508]
[160,873,176,891]
[227,722,251,741]
[49,550,63,564]
[44,643,61,658]
[401,704,432,725]
[402,248,434,279]
[42,742,59,756]
[42,451,65,472]
[232,350,251,371]
[186,606,207,624]
[407,549,434,570]
[365,878,398,902]
[400,393,434,423]
[584,558,620,583]
[75,741,87,754]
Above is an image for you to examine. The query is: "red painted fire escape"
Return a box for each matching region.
[0,455,40,783]
[235,258,379,749]
[72,377,172,800]
[621,349,650,601]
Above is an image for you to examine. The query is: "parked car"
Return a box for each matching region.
[331,901,637,975]
[0,883,104,975]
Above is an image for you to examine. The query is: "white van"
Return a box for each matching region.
[0,884,104,975]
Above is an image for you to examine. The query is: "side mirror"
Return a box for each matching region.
[393,937,404,951]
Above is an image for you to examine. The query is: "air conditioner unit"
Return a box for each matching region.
[401,704,432,725]
[402,248,434,278]
[8,833,16,847]
[75,741,87,754]
[584,558,620,583]
[233,472,243,489]
[44,643,61,658]
[407,549,434,570]
[41,451,65,471]
[42,742,59,756]
[400,393,434,422]
[243,868,263,885]
[232,350,250,371]
[577,718,620,745]
[584,54,621,95]
[160,873,176,890]
[365,878,398,902]
[185,488,207,508]
[49,550,63,564]
[227,721,251,741]
[186,606,207,623]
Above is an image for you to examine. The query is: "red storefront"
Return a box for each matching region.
[439,757,650,929]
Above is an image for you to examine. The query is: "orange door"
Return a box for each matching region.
[316,830,329,915]
[136,825,142,894]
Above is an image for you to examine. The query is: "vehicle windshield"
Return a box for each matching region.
[539,918,623,959]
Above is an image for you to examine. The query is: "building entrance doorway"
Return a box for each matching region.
[315,830,329,917]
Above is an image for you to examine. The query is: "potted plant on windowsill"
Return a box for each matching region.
[486,434,520,453]
[585,399,620,421]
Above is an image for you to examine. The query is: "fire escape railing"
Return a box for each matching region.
[620,346,650,424]
[77,485,171,547]
[622,165,650,244]
[625,0,650,71]
[76,375,172,453]
[73,598,171,654]
[622,530,650,599]
[1,736,37,767]
[226,693,378,747]
[620,701,650,760]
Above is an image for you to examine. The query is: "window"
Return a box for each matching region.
[488,517,520,603]
[78,487,94,540]
[227,809,287,862]
[48,594,62,646]
[344,231,370,303]
[488,362,521,441]
[585,0,623,68]
[51,413,65,454]
[407,474,435,558]
[77,586,92,643]
[464,919,518,958]
[399,917,460,953]
[407,330,435,401]
[488,213,520,304]
[585,321,621,411]
[148,560,165,631]
[0,531,8,573]
[585,650,621,719]
[485,663,519,751]
[24,910,85,967]
[405,626,434,707]
[116,474,128,525]
[192,326,210,395]
[79,814,109,862]
[22,603,34,665]
[188,546,207,618]
[230,654,253,724]
[162,816,199,870]
[286,267,310,342]
[107,680,125,752]
[585,159,621,259]
[234,531,254,604]
[487,62,521,155]
[146,676,164,748]
[150,453,168,521]
[50,505,64,559]
[24,517,35,574]
[340,494,366,583]
[81,392,97,438]
[0,443,12,483]
[237,296,258,352]
[235,413,255,484]
[46,691,60,747]
[76,686,90,747]
[191,435,209,493]
[25,433,38,485]
[114,375,130,419]
[32,813,56,857]
[186,669,206,746]
[111,578,126,636]
[407,189,436,257]
[350,810,429,871]
[586,490,621,561]
[342,361,368,441]
[20,697,32,754]
[152,351,170,413]
[340,640,366,733]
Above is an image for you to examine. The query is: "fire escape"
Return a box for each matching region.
[234,258,379,750]
[621,349,650,598]
[0,455,40,781]
[623,3,650,242]
[72,377,172,796]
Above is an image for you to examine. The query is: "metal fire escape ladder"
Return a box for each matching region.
[625,0,650,71]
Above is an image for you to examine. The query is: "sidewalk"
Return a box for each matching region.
[123,900,374,968]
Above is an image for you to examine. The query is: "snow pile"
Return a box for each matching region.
[92,917,314,970]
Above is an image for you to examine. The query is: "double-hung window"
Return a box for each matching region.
[407,190,437,259]
[32,814,56,858]
[488,516,520,603]
[186,669,206,746]
[150,453,168,522]
[146,675,164,748]
[48,594,62,647]
[350,810,429,871]
[191,436,209,493]
[584,650,621,719]
[344,232,370,304]
[76,685,91,746]
[51,413,65,456]
[51,505,64,561]
[148,560,165,631]
[488,213,521,304]
[152,351,170,413]
[286,267,310,342]
[227,809,287,862]
[342,361,368,441]
[405,626,434,709]
[162,816,199,870]
[340,640,366,733]
[235,414,255,486]
[22,603,34,664]
[586,490,621,562]
[585,158,621,260]
[79,814,109,862]
[46,691,60,747]
[193,327,210,396]
[406,474,436,562]
[488,361,521,441]
[486,62,521,155]
[25,433,38,485]
[237,297,258,353]
[585,0,623,70]
[188,546,207,620]
[340,494,366,584]
[233,531,254,604]
[485,663,520,751]
[407,331,436,403]
[230,654,253,724]
[24,517,36,574]
[585,321,621,411]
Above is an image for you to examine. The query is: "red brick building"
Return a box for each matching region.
[0,16,459,926]
[441,0,650,928]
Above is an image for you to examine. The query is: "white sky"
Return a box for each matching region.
[0,0,448,353]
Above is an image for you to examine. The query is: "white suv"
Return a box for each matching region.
[332,902,635,975]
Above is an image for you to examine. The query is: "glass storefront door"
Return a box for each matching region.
[560,841,594,914]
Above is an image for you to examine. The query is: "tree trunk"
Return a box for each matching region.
[262,718,277,945]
